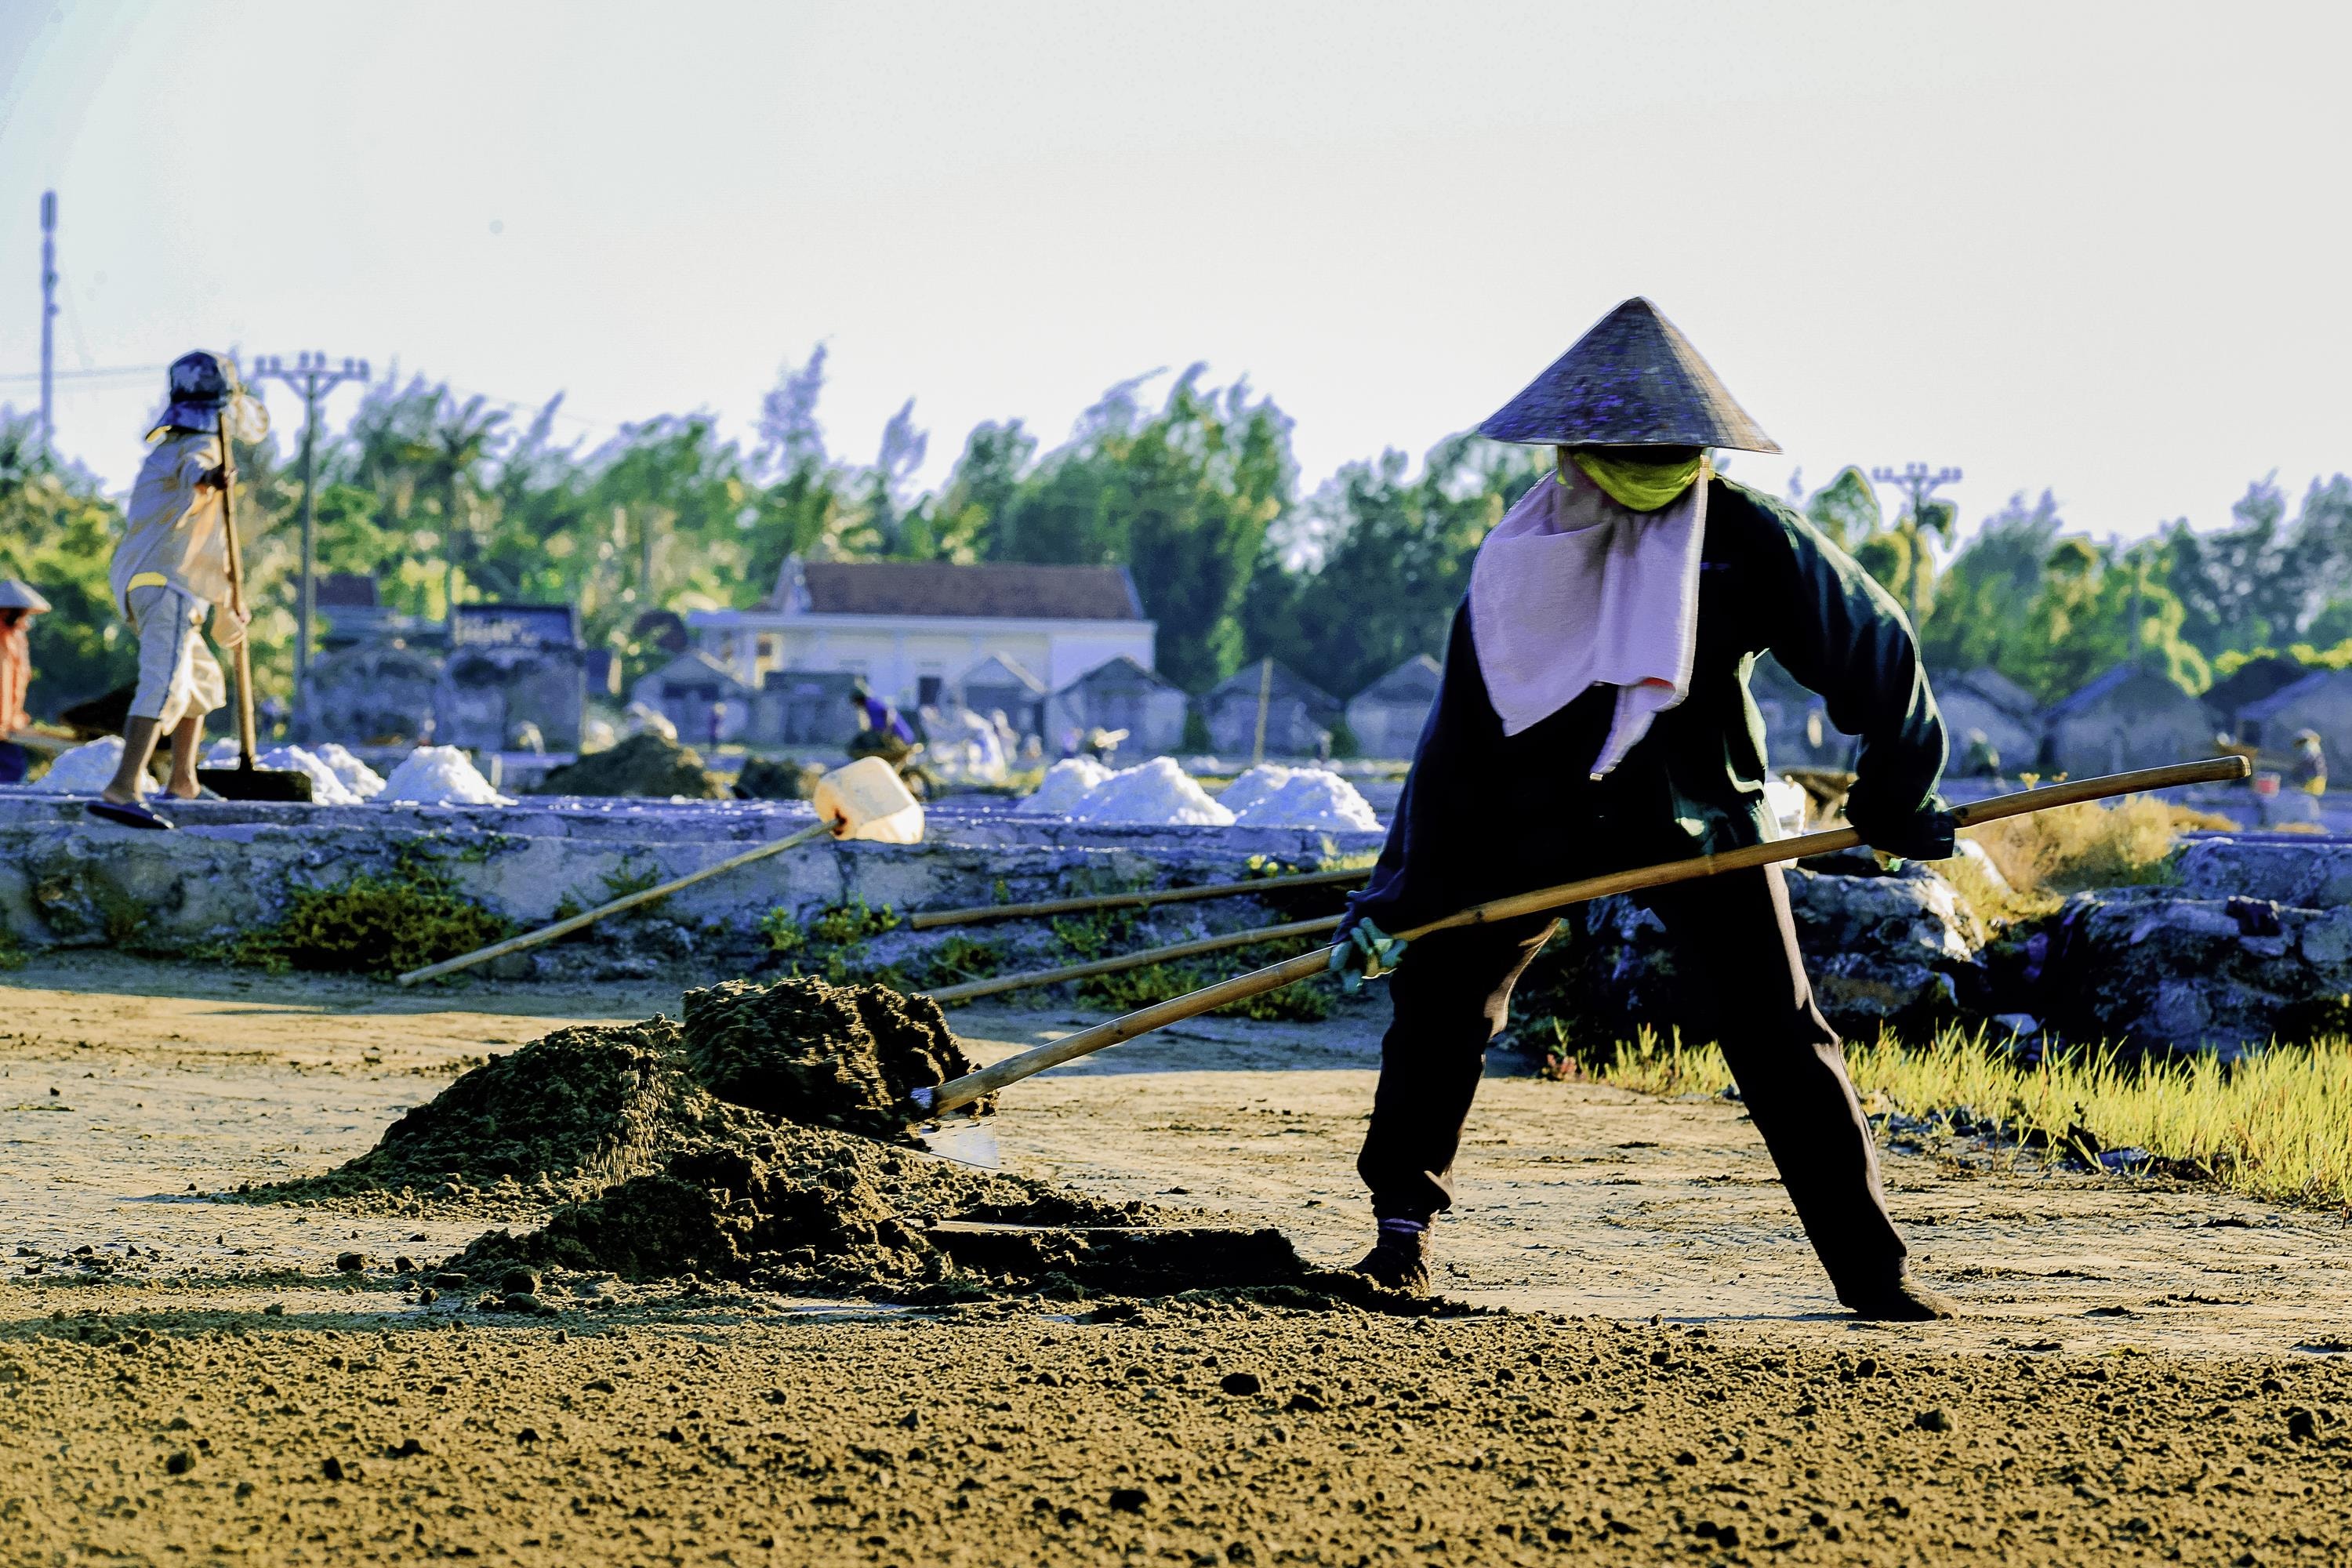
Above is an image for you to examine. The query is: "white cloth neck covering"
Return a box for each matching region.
[1466,460,1709,778]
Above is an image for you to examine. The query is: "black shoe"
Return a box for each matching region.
[1842,1275,1960,1321]
[1348,1229,1430,1296]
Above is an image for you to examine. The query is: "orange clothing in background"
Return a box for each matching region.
[0,615,31,734]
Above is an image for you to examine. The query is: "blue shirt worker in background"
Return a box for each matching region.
[1335,299,1960,1321]
[90,353,258,829]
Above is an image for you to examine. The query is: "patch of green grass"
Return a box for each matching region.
[219,857,513,977]
[546,858,670,929]
[757,897,905,985]
[1597,1025,2352,1210]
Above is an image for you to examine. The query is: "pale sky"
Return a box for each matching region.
[2,2,2347,544]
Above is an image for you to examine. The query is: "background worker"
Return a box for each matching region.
[0,579,52,784]
[1334,298,1959,1321]
[90,352,260,829]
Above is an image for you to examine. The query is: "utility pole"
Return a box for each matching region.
[252,352,371,735]
[38,191,56,456]
[1867,462,1962,626]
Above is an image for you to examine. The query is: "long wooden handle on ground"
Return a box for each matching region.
[908,866,1369,931]
[927,916,1342,1003]
[914,757,2251,1116]
[396,820,834,986]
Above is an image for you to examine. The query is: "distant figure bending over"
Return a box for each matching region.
[1332,299,1960,1321]
[89,353,258,830]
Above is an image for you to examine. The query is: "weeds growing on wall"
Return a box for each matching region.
[220,853,512,976]
[758,897,906,985]
[1599,1025,2352,1210]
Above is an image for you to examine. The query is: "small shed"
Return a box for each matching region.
[1043,655,1189,762]
[435,602,587,753]
[1203,660,1343,759]
[956,652,1048,740]
[1747,652,1854,771]
[2234,667,2352,771]
[300,640,441,746]
[1345,655,1443,760]
[631,651,757,746]
[2042,663,2212,777]
[753,669,866,747]
[2206,655,2311,739]
[1934,667,2043,776]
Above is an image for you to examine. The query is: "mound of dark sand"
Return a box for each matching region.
[731,756,820,800]
[682,978,978,1138]
[270,1019,748,1203]
[268,972,1396,1307]
[455,1116,1134,1294]
[530,731,728,799]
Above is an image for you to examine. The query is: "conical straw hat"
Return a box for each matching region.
[1477,297,1778,452]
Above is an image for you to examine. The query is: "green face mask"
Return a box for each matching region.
[1563,448,1707,513]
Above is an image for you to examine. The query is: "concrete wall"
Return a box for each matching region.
[0,794,1379,964]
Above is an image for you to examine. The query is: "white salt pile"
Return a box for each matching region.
[310,742,387,800]
[1015,756,1113,816]
[1215,764,1298,818]
[1228,767,1381,831]
[25,736,125,794]
[381,746,514,806]
[201,739,365,805]
[1066,756,1236,827]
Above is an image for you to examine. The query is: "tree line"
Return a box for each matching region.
[2,349,2349,724]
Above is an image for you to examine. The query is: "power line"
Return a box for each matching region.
[252,352,372,727]
[38,191,56,452]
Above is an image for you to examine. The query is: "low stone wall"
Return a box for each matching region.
[0,793,1382,977]
[6,789,2349,1055]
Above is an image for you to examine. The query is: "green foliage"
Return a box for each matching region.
[222,858,511,976]
[18,342,2346,729]
[759,897,901,984]
[0,412,135,714]
[1802,465,1882,548]
[924,935,1003,985]
[1240,434,1544,702]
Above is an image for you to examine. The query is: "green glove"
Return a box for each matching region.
[1329,919,1409,993]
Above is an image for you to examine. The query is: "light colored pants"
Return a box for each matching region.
[126,584,227,732]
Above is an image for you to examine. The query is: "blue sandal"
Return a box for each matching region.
[86,799,176,831]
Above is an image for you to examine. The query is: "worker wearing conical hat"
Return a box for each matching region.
[1335,299,1958,1320]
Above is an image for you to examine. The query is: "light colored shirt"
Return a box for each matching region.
[111,430,230,616]
[1466,461,1708,777]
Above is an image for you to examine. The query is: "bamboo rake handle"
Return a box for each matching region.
[396,819,835,986]
[216,415,260,766]
[909,866,1368,930]
[913,757,2250,1116]
[926,916,1344,1003]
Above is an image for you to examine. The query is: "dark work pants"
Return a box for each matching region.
[1355,864,1908,1298]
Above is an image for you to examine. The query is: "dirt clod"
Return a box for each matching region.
[530,732,728,799]
[681,977,975,1138]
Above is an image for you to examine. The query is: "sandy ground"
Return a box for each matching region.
[3,953,2350,1565]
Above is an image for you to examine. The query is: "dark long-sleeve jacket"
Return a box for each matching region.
[1346,474,1946,936]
